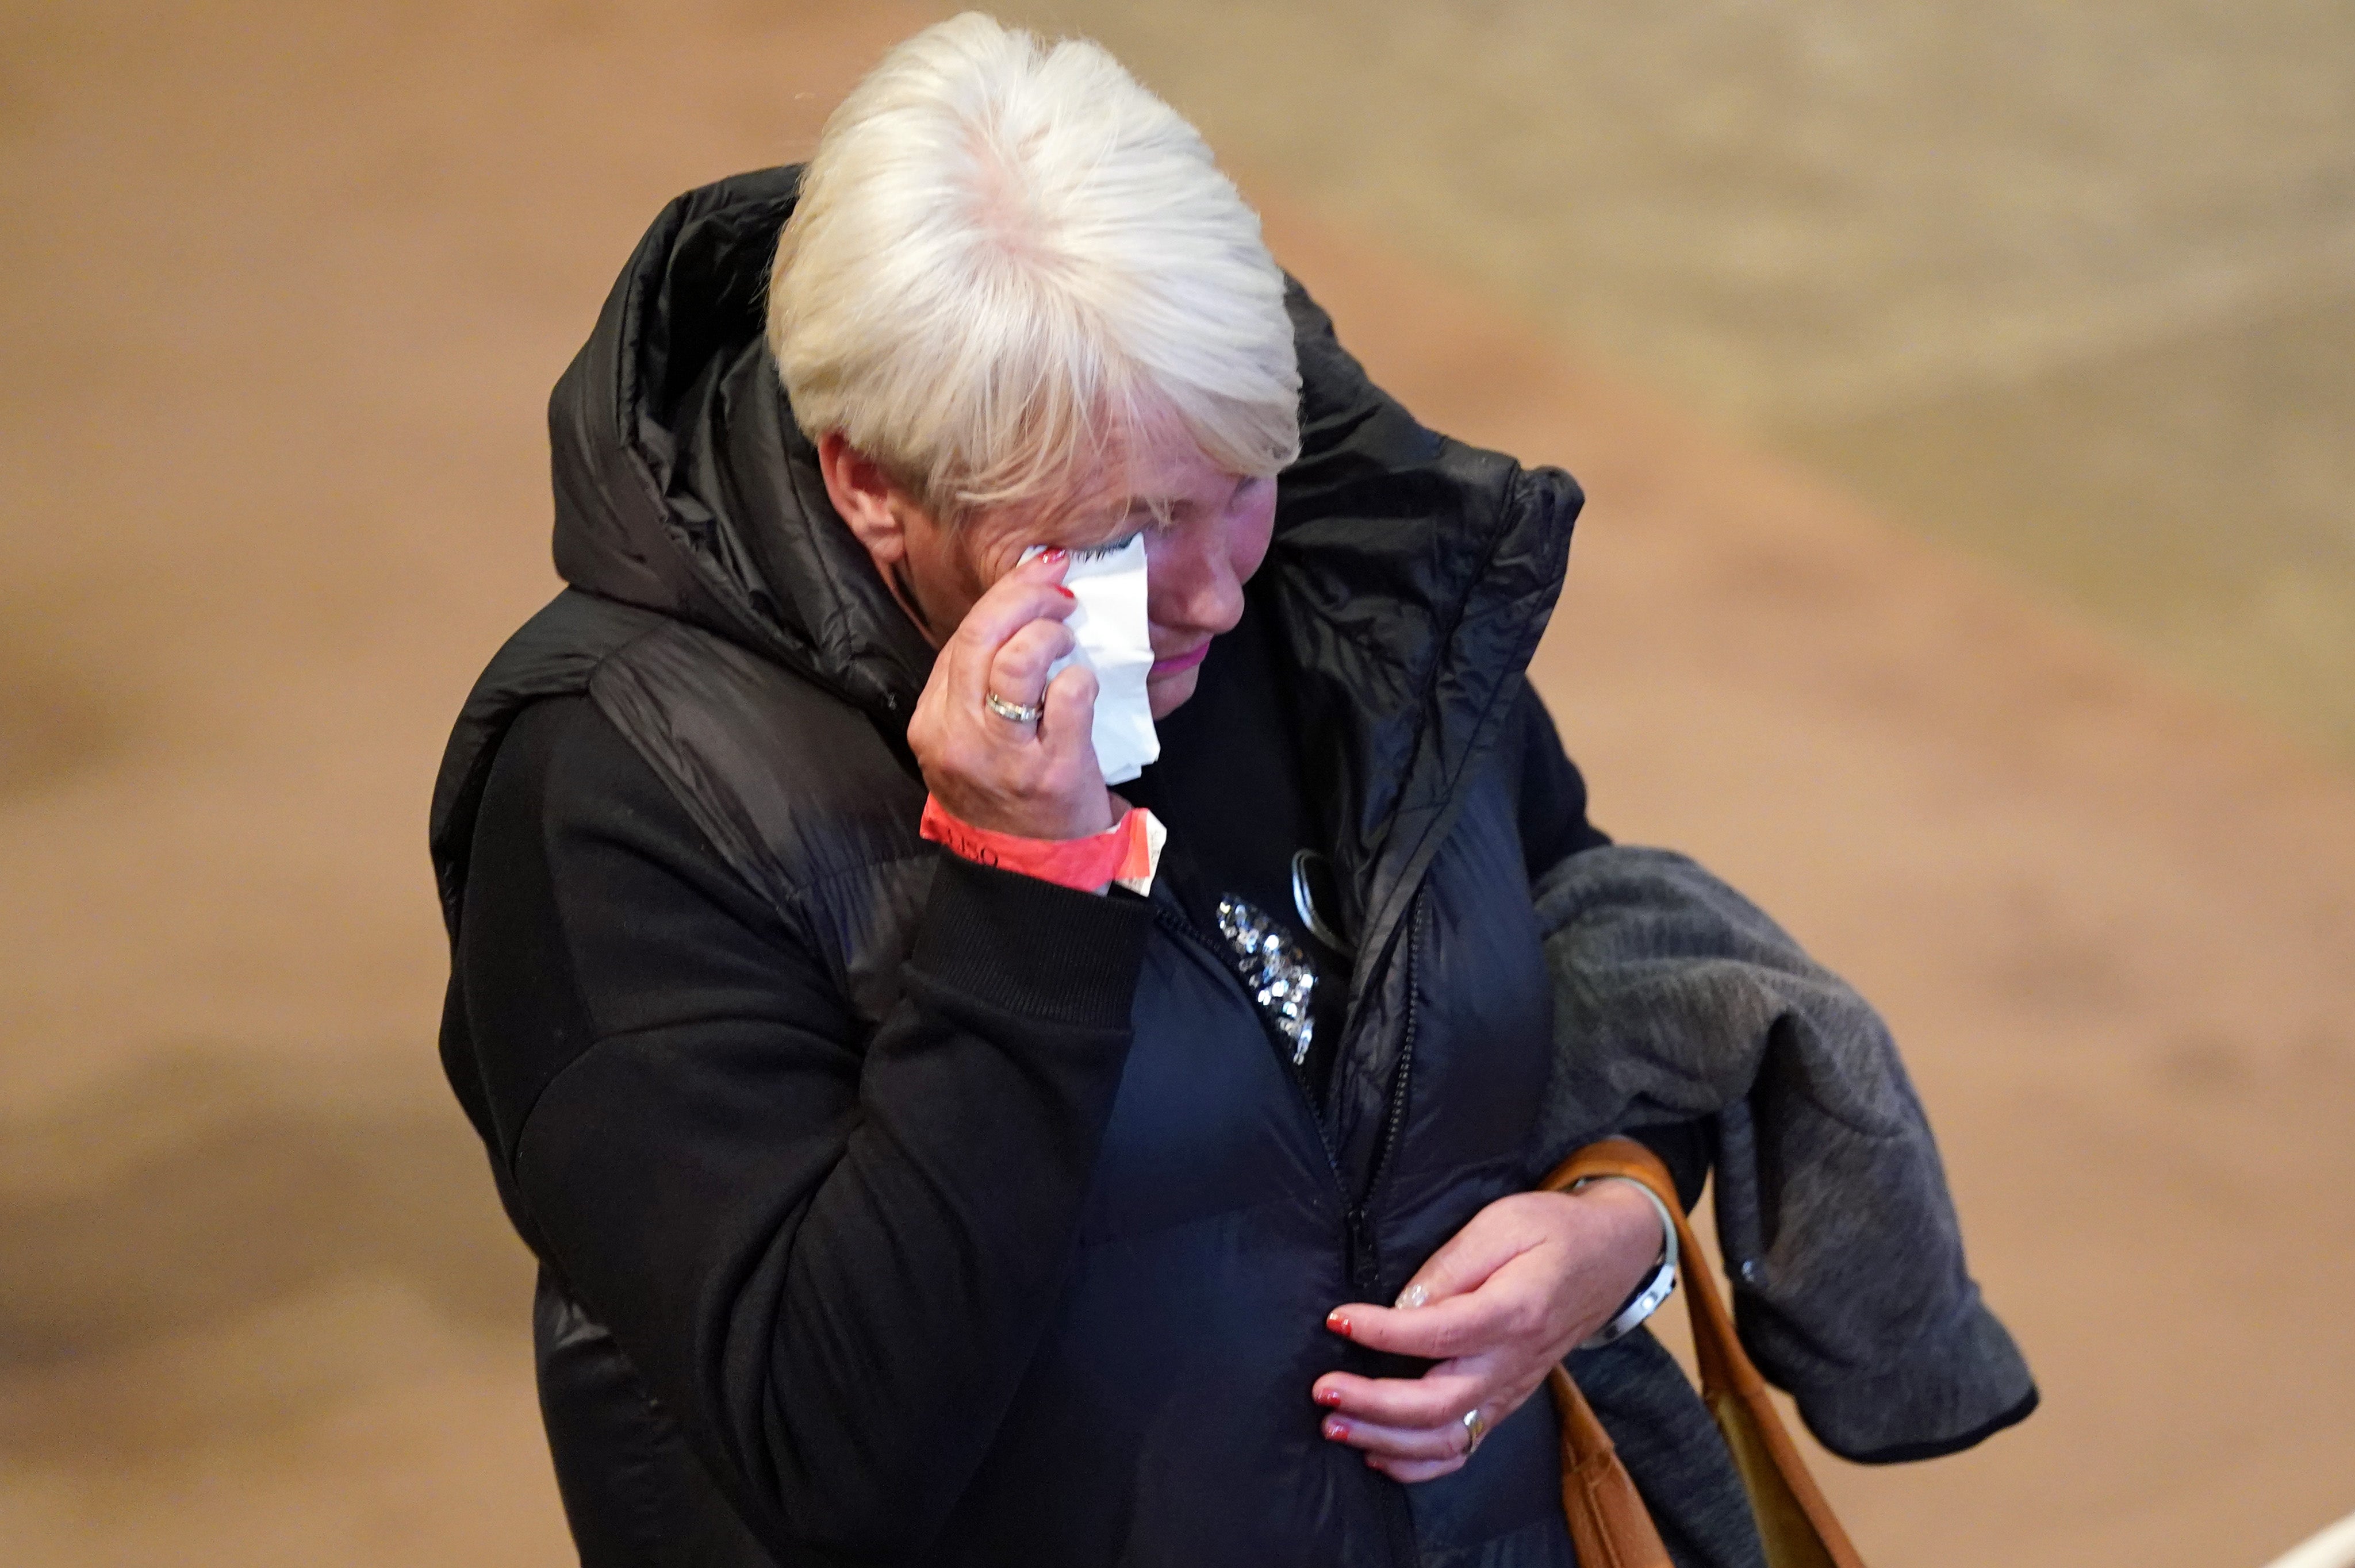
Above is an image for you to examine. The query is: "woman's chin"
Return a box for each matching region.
[1146,666,1201,718]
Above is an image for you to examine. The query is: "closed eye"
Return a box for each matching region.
[1069,529,1144,562]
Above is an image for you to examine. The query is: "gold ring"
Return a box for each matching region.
[1461,1406,1488,1456]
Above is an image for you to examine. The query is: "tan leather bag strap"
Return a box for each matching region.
[1540,1139,1866,1568]
[1545,1360,1675,1568]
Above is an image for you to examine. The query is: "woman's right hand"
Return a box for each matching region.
[906,547,1119,840]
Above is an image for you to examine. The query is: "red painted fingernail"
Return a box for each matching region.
[1326,1310,1352,1338]
[1053,585,1076,598]
[1316,1387,1344,1407]
[1323,1419,1349,1442]
[1042,548,1068,563]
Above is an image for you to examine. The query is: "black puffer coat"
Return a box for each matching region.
[431,167,1739,1567]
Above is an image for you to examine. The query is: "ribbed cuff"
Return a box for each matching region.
[1836,1386,2039,1465]
[910,854,1152,1029]
[1774,1301,2041,1463]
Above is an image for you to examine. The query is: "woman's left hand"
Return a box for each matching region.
[1311,1183,1662,1482]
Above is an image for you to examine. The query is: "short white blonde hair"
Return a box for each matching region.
[766,12,1301,521]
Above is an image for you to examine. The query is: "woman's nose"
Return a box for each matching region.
[1150,525,1245,635]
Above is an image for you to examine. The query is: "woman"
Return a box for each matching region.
[434,16,1721,1565]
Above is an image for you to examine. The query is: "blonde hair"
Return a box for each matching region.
[766,12,1301,521]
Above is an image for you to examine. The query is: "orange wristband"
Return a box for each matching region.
[919,797,1167,895]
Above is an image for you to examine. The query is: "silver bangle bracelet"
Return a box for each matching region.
[1570,1174,1681,1350]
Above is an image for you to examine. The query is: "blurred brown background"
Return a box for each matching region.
[3,2,2349,1563]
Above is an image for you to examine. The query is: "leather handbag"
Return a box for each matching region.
[1539,1139,1866,1568]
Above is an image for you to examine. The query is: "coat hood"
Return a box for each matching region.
[547,164,934,719]
[532,164,1585,964]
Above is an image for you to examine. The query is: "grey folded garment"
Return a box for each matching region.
[1529,846,2037,1463]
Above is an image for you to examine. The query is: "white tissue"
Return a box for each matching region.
[1021,536,1159,785]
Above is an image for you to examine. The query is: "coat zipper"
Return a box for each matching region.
[1351,903,1422,1291]
[1360,904,1425,1566]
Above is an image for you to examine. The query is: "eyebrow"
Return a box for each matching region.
[1119,490,1203,520]
[1098,474,1246,530]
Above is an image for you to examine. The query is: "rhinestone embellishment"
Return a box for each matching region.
[1216,896,1317,1067]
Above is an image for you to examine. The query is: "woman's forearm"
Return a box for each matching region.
[514,858,1149,1555]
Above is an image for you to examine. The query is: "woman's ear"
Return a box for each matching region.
[817,431,912,566]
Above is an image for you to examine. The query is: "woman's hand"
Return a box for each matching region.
[906,548,1120,840]
[1313,1183,1662,1482]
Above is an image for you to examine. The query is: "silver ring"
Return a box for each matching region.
[984,690,1044,724]
[1460,1406,1488,1456]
